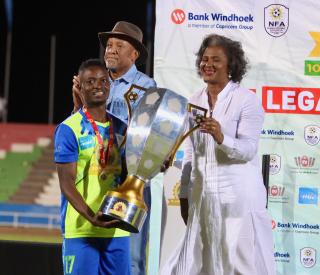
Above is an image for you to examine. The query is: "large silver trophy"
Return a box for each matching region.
[100,85,207,233]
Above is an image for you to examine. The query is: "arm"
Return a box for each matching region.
[201,93,264,162]
[54,124,118,228]
[56,163,119,228]
[218,94,264,161]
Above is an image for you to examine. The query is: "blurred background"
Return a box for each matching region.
[0,0,155,124]
[0,1,155,274]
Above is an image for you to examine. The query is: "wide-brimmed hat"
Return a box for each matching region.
[98,21,148,65]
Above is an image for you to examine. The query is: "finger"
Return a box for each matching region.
[104,219,120,228]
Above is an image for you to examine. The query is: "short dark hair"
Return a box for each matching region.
[78,58,106,74]
[195,34,248,83]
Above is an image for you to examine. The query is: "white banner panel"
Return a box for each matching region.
[154,1,320,274]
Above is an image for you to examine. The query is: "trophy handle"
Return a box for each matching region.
[167,103,208,166]
[119,84,148,148]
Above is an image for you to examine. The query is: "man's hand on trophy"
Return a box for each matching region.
[160,159,170,173]
[90,211,120,228]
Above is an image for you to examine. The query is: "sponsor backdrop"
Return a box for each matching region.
[153,1,320,274]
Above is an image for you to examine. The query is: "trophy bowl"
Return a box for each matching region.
[100,87,206,233]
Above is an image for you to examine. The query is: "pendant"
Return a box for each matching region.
[99,170,107,181]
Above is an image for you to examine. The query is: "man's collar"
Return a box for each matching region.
[110,64,137,83]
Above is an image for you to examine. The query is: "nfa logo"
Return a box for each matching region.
[269,154,281,174]
[304,125,320,146]
[295,156,315,168]
[171,9,186,24]
[264,4,289,37]
[269,185,285,197]
[300,247,316,268]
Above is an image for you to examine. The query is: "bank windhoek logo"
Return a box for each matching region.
[171,9,186,24]
[264,4,289,37]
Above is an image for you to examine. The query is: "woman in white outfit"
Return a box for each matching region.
[170,34,276,275]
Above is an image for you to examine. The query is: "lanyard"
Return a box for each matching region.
[82,107,114,168]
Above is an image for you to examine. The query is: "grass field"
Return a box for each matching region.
[0,226,62,244]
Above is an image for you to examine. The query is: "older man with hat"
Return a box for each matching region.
[72,21,156,275]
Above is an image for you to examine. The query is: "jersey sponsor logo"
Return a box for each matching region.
[79,135,94,150]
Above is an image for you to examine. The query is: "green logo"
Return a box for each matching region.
[305,60,320,76]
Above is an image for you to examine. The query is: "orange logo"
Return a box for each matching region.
[171,9,186,24]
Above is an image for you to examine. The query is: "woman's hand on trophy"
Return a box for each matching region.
[199,117,224,144]
[90,211,120,228]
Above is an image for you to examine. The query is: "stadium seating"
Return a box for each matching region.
[0,123,61,229]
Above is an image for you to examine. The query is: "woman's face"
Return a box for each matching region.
[199,45,229,85]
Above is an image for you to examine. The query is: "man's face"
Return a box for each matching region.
[104,37,139,75]
[79,66,109,107]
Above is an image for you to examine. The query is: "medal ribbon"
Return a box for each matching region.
[83,107,114,168]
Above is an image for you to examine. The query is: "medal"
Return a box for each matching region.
[83,107,114,180]
[99,170,107,181]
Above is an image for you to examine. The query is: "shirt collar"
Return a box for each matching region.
[110,64,137,84]
[206,81,238,102]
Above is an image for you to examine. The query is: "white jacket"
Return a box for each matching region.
[162,81,276,275]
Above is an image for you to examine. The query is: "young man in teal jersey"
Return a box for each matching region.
[55,58,130,275]
[72,22,157,275]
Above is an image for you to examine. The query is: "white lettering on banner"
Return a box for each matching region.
[262,87,320,114]
[267,90,280,109]
[282,91,296,110]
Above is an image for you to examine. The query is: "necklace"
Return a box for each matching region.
[82,107,114,169]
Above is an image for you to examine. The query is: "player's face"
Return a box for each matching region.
[80,66,110,107]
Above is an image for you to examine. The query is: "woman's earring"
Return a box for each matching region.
[228,72,232,79]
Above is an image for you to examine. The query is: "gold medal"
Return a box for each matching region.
[99,171,107,181]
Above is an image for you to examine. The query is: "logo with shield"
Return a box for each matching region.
[269,154,281,175]
[264,4,289,37]
[304,125,320,146]
[300,247,316,268]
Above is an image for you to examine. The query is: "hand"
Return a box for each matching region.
[179,198,189,226]
[200,117,224,144]
[72,75,83,112]
[90,211,120,228]
[160,159,170,173]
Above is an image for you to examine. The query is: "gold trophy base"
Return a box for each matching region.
[100,175,148,233]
